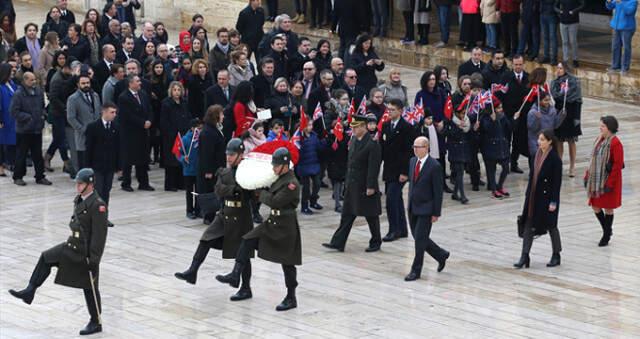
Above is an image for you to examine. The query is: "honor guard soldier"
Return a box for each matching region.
[8,168,109,335]
[216,147,302,311]
[322,114,383,252]
[175,138,255,301]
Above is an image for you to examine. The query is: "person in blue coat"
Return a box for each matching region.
[443,108,472,204]
[606,0,638,73]
[480,102,512,199]
[295,120,326,215]
[0,63,18,176]
[178,119,202,219]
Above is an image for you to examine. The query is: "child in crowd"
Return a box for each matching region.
[296,121,326,215]
[480,101,512,199]
[266,119,289,141]
[179,118,203,219]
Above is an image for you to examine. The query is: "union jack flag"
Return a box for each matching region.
[415,97,425,117]
[491,83,509,94]
[291,129,302,149]
[402,106,421,125]
[477,90,493,108]
[560,79,569,93]
[312,102,323,121]
[191,128,200,149]
[357,95,368,116]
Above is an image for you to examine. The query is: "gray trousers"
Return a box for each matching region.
[65,126,78,170]
[522,222,562,254]
[559,23,579,62]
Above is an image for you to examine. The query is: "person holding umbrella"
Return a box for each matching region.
[8,168,109,335]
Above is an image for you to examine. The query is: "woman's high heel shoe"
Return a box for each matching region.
[513,253,530,269]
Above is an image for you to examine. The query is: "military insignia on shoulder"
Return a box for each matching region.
[99,205,107,213]
[287,183,296,191]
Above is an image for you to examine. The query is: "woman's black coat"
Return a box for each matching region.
[350,50,385,93]
[521,149,562,234]
[159,97,191,167]
[187,74,213,119]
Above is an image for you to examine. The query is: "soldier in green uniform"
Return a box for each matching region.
[216,147,302,311]
[8,168,109,336]
[322,114,383,252]
[174,138,255,301]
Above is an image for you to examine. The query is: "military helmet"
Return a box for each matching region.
[75,168,95,184]
[226,138,245,155]
[271,147,291,166]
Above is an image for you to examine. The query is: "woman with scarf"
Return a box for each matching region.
[443,107,472,204]
[177,31,192,60]
[434,65,452,95]
[189,37,208,61]
[82,19,100,67]
[515,129,563,269]
[378,68,408,107]
[266,77,294,124]
[551,61,582,177]
[227,50,253,87]
[176,56,192,86]
[584,116,623,247]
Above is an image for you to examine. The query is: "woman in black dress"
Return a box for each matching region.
[187,59,213,120]
[147,59,170,166]
[160,82,191,191]
[515,129,563,269]
[551,61,582,177]
[349,34,385,93]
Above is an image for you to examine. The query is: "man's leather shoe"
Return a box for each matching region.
[404,271,420,281]
[275,296,297,311]
[443,185,453,193]
[511,165,524,174]
[8,287,35,304]
[472,185,479,192]
[365,245,380,253]
[107,221,114,227]
[36,178,52,185]
[437,251,450,272]
[301,208,313,215]
[310,202,323,210]
[186,212,197,220]
[121,185,134,192]
[230,288,252,301]
[382,233,398,242]
[138,185,155,191]
[13,179,26,186]
[79,321,102,335]
[322,243,344,252]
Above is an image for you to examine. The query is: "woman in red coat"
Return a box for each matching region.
[585,116,624,247]
[232,81,257,137]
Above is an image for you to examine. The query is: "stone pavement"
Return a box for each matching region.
[1,2,640,338]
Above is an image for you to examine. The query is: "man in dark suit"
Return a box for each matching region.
[264,35,288,80]
[323,115,383,252]
[235,0,265,60]
[45,0,75,24]
[115,0,141,33]
[204,69,235,110]
[380,99,413,242]
[288,37,315,81]
[499,54,529,173]
[99,19,122,53]
[115,35,135,65]
[85,103,120,227]
[113,59,151,104]
[405,136,450,281]
[99,2,117,37]
[457,47,487,77]
[117,74,154,192]
[132,22,157,62]
[333,0,367,60]
[306,69,333,118]
[251,58,275,109]
[342,68,367,108]
[93,44,117,90]
[299,61,319,100]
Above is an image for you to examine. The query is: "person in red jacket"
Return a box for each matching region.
[496,0,521,56]
[232,81,257,137]
[585,116,624,247]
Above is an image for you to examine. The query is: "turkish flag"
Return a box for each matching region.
[171,133,183,159]
[444,94,453,120]
[299,106,309,131]
[347,98,355,124]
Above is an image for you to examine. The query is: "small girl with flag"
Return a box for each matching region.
[178,118,203,219]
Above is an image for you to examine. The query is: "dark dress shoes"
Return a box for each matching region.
[365,245,380,253]
[79,321,102,335]
[404,271,420,281]
[444,185,453,193]
[382,233,398,242]
[275,296,297,311]
[174,270,197,284]
[310,202,323,210]
[107,221,114,227]
[511,165,524,174]
[186,212,197,220]
[230,288,253,301]
[138,185,155,191]
[301,208,313,215]
[322,243,344,252]
[121,185,134,192]
[13,178,26,186]
[437,251,450,272]
[8,287,35,304]
[36,178,52,185]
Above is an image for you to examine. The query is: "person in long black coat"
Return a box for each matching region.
[499,56,530,173]
[147,60,170,165]
[380,99,413,241]
[117,75,154,191]
[515,129,562,269]
[235,1,265,60]
[160,83,191,191]
[251,61,275,109]
[198,105,226,222]
[332,0,367,60]
[204,70,235,109]
[349,35,385,94]
[443,109,472,204]
[480,102,512,198]
[323,115,382,252]
[187,60,213,120]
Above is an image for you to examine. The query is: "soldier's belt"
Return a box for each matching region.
[270,209,296,216]
[225,200,243,208]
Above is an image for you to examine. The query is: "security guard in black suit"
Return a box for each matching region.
[8,168,109,336]
[216,147,302,311]
[323,114,383,252]
[175,138,255,301]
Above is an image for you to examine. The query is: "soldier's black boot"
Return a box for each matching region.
[8,285,36,305]
[79,321,102,335]
[275,289,297,311]
[513,253,530,269]
[546,252,561,267]
[230,262,252,301]
[174,259,203,284]
[216,262,244,288]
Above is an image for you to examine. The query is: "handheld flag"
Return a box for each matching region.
[560,79,569,93]
[312,102,323,121]
[525,84,540,102]
[415,97,425,117]
[402,106,421,125]
[171,132,185,159]
[291,129,302,149]
[299,106,309,131]
[491,83,509,94]
[333,117,344,142]
[456,94,470,112]
[444,94,453,120]
[356,95,368,116]
[347,98,355,124]
[376,106,390,139]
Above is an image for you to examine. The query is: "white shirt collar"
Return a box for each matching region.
[102,118,110,127]
[129,89,138,96]
[417,154,429,169]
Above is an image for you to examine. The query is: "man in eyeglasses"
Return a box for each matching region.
[342,68,367,108]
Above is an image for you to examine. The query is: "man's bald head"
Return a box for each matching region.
[331,57,344,74]
[413,136,430,158]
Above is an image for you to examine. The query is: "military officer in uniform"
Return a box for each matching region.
[8,168,109,336]
[322,115,383,252]
[174,138,255,301]
[216,147,302,311]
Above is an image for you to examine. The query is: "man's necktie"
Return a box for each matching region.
[414,160,421,183]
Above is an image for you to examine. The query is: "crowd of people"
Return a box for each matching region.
[0,0,629,334]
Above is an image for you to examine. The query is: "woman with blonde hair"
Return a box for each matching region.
[378,68,408,106]
[160,81,191,191]
[37,31,60,76]
[227,50,253,86]
[187,59,213,119]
